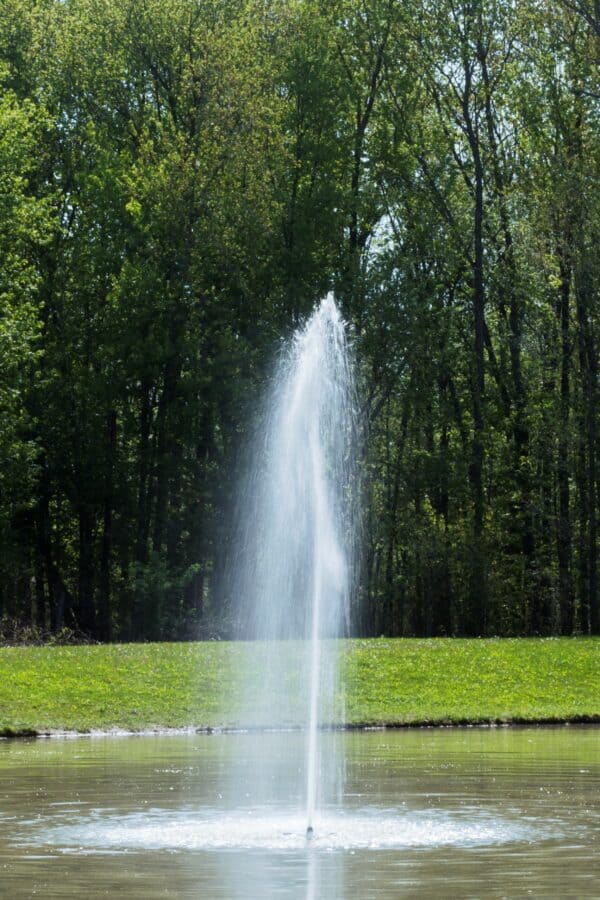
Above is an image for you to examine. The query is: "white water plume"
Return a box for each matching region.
[230,294,357,835]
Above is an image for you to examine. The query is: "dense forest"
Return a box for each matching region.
[1,0,599,641]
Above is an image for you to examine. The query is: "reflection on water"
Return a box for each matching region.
[0,727,599,899]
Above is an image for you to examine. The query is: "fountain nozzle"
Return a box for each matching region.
[306,825,314,840]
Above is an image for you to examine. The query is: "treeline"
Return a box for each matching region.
[0,0,599,640]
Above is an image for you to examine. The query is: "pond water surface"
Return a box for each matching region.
[0,726,598,898]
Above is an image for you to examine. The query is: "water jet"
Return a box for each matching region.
[231,293,356,837]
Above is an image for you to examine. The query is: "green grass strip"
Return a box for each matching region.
[0,637,598,736]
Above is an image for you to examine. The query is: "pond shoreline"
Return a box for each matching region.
[3,715,600,740]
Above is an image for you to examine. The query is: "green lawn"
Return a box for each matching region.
[0,637,598,736]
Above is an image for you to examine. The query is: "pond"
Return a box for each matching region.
[1,726,599,898]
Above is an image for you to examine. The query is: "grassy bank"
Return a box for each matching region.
[0,638,598,736]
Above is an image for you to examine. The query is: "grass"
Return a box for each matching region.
[342,637,599,726]
[0,637,598,736]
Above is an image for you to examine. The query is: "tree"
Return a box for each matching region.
[0,85,53,619]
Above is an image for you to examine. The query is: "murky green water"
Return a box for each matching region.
[0,726,598,898]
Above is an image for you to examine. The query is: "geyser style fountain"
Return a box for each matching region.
[233,293,357,838]
[4,299,569,899]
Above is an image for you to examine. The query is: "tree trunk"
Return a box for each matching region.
[556,244,574,632]
[383,400,410,635]
[98,410,117,641]
[77,503,95,635]
[479,41,535,587]
[465,90,487,636]
[576,256,598,632]
[135,379,153,566]
[152,358,179,555]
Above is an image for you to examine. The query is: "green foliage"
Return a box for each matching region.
[0,0,599,638]
[0,87,54,590]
